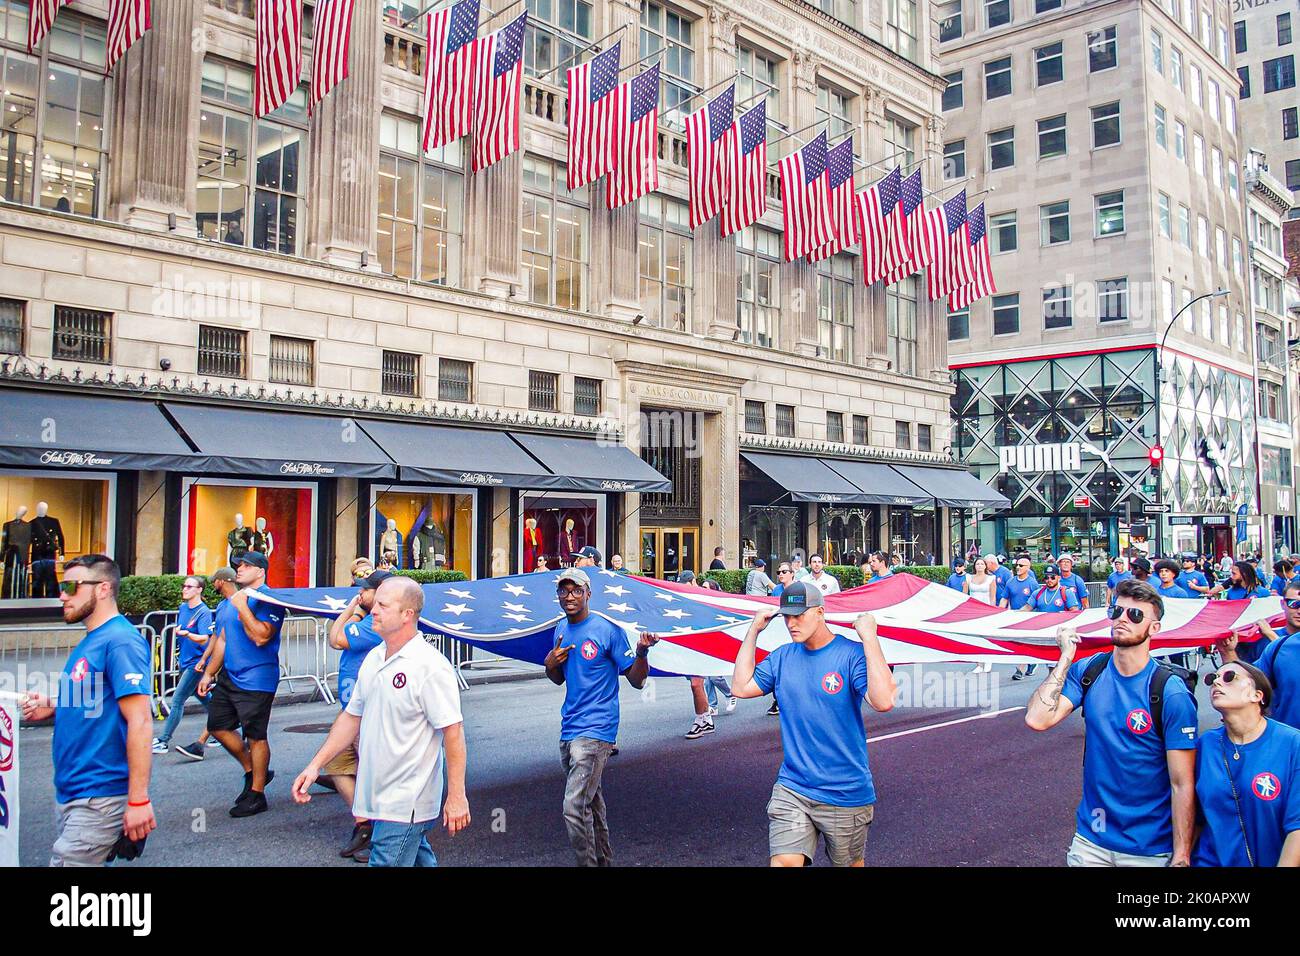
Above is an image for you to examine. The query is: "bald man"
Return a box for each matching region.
[293,577,469,866]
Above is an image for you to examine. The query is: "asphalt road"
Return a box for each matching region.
[16,662,1227,867]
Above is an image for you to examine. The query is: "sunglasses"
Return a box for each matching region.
[1203,669,1250,687]
[58,579,107,596]
[1285,598,1300,610]
[1108,605,1146,624]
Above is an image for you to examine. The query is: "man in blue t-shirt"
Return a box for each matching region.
[987,554,1014,605]
[1056,555,1089,609]
[154,575,217,756]
[1030,565,1082,612]
[1154,560,1191,600]
[1026,577,1198,866]
[864,551,894,584]
[1220,579,1300,731]
[731,582,897,866]
[946,559,968,592]
[543,567,656,866]
[1106,557,1132,608]
[1177,554,1211,598]
[21,554,157,865]
[198,551,286,819]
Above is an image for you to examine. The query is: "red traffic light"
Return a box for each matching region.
[1148,445,1164,467]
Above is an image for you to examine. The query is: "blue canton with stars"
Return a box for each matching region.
[899,169,923,216]
[877,166,901,211]
[825,136,854,189]
[707,85,735,142]
[801,130,828,185]
[738,100,766,154]
[967,202,986,243]
[493,12,527,76]
[588,41,621,102]
[944,190,968,235]
[445,0,480,56]
[630,64,660,122]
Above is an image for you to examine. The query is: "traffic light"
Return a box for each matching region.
[1147,444,1164,474]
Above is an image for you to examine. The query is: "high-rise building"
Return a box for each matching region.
[1232,0,1299,230]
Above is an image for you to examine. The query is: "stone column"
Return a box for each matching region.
[862,84,891,368]
[700,7,742,341]
[464,152,525,297]
[784,46,820,358]
[333,478,359,586]
[107,2,202,234]
[305,2,383,268]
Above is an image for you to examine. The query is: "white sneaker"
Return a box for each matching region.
[725,697,738,714]
[151,738,168,754]
[708,707,718,717]
[205,737,222,747]
[684,717,715,739]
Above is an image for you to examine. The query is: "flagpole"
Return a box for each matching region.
[400,0,456,30]
[926,177,994,201]
[618,47,666,75]
[478,0,526,30]
[734,86,770,110]
[657,73,737,122]
[531,23,629,82]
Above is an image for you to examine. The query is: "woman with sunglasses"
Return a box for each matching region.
[1210,562,1273,663]
[1192,662,1300,866]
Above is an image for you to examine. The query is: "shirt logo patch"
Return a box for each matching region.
[821,671,844,694]
[581,640,598,660]
[392,672,407,689]
[70,657,90,683]
[1252,771,1281,801]
[1126,708,1153,735]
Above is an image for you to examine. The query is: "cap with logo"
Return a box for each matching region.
[571,546,603,565]
[778,581,824,616]
[1044,564,1060,577]
[557,568,591,588]
[237,551,268,571]
[358,569,395,590]
[212,566,237,583]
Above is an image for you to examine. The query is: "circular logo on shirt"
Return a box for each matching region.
[580,640,598,660]
[0,703,13,772]
[69,657,90,683]
[1252,771,1281,801]
[821,671,844,694]
[392,673,407,689]
[1126,708,1153,735]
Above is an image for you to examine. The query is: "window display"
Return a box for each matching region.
[1,471,113,600]
[184,479,315,588]
[518,494,604,571]
[372,488,474,577]
[818,506,879,566]
[741,505,799,570]
[889,507,936,565]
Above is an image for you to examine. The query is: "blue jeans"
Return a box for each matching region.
[703,676,732,708]
[368,820,438,867]
[158,665,209,745]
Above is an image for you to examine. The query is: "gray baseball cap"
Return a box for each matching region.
[777,581,824,616]
[556,568,591,588]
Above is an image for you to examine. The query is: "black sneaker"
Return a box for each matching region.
[340,822,372,859]
[230,790,268,818]
[766,701,780,716]
[175,742,205,761]
[1011,671,1024,681]
[237,768,275,803]
[684,717,715,739]
[351,844,370,864]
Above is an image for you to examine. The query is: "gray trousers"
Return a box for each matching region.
[560,737,615,867]
[51,796,127,867]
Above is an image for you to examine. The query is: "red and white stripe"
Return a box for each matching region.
[778,142,833,262]
[423,4,479,152]
[255,0,303,118]
[27,0,73,53]
[309,0,353,112]
[565,45,620,191]
[104,0,150,75]
[606,65,659,210]
[855,184,893,286]
[471,13,527,172]
[718,102,767,238]
[809,176,855,262]
[686,99,733,231]
[949,215,998,311]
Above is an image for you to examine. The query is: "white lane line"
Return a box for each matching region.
[868,706,1026,743]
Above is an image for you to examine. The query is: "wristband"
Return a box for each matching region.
[636,646,650,659]
[128,798,151,807]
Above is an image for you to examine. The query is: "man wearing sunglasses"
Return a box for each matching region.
[771,562,793,598]
[1219,580,1300,731]
[1026,578,1198,866]
[1030,565,1081,612]
[153,576,216,756]
[1178,554,1211,599]
[21,554,157,865]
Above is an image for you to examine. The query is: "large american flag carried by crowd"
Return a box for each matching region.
[250,572,1281,679]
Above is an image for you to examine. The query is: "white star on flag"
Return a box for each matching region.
[503,583,530,596]
[441,603,471,616]
[598,569,620,577]
[441,621,472,631]
[671,625,693,633]
[662,608,691,619]
[318,595,351,611]
[604,585,630,596]
[503,602,528,612]
[503,612,531,622]
[654,593,677,601]
[607,602,634,613]
[448,588,473,598]
[715,615,749,625]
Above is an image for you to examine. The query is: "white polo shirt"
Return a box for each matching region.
[344,633,463,824]
[809,571,841,595]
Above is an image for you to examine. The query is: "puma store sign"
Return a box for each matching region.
[999,442,1083,475]
[39,450,114,468]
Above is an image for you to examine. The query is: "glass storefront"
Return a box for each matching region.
[742,505,799,569]
[888,506,936,565]
[1,470,115,599]
[518,493,605,570]
[372,486,474,576]
[181,477,316,588]
[818,505,879,566]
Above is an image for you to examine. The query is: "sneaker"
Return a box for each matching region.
[237,768,275,803]
[684,717,715,740]
[175,742,205,761]
[205,737,222,748]
[151,738,168,754]
[352,844,370,864]
[340,821,373,859]
[708,707,718,717]
[1011,671,1024,681]
[229,790,268,818]
[725,696,738,714]
[766,701,780,716]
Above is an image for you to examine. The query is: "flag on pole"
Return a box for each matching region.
[948,203,998,310]
[471,11,528,171]
[925,190,974,301]
[607,63,660,210]
[719,100,767,238]
[255,0,304,118]
[809,136,855,262]
[105,0,150,75]
[883,169,925,283]
[686,84,735,230]
[28,0,73,54]
[778,130,834,261]
[423,0,480,151]
[855,166,905,286]
[566,41,621,191]
[309,0,353,112]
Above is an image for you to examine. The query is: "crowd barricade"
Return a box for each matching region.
[1085,582,1108,608]
[0,625,83,692]
[278,614,335,704]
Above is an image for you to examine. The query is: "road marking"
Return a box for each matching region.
[868,706,1025,743]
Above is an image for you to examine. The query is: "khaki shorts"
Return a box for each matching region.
[767,782,874,866]
[322,741,358,777]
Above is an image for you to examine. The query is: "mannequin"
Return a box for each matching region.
[560,517,579,566]
[29,501,64,598]
[412,517,447,570]
[250,516,274,559]
[227,512,252,566]
[523,517,541,573]
[2,504,31,599]
[380,519,402,569]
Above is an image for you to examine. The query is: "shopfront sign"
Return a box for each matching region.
[459,472,505,486]
[279,462,337,476]
[998,441,1112,476]
[38,450,115,468]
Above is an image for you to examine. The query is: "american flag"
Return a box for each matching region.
[719,100,767,238]
[258,572,1283,676]
[779,131,834,261]
[686,85,735,230]
[27,0,71,53]
[949,203,998,310]
[309,0,353,112]
[924,190,975,301]
[255,0,303,118]
[809,136,855,262]
[855,166,905,286]
[566,41,621,191]
[423,0,480,151]
[607,63,660,209]
[104,0,150,75]
[472,11,528,172]
[883,169,925,283]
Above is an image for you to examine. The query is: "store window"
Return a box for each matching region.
[887,277,918,377]
[1,470,114,600]
[639,1,694,123]
[523,155,587,310]
[889,506,934,565]
[742,504,799,571]
[638,194,692,331]
[376,113,464,285]
[373,486,474,576]
[519,492,605,572]
[736,44,780,123]
[182,477,315,587]
[737,226,780,348]
[819,506,878,566]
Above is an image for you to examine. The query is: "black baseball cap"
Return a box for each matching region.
[1131,557,1152,573]
[358,569,395,590]
[1044,564,1060,577]
[778,581,824,616]
[238,552,268,571]
[571,546,603,565]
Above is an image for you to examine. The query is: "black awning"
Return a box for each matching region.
[163,403,395,479]
[740,451,878,505]
[510,433,671,493]
[356,420,562,488]
[889,464,1010,510]
[821,458,933,506]
[0,388,201,471]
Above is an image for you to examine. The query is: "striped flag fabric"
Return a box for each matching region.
[719,100,767,238]
[105,0,150,75]
[686,84,735,230]
[423,0,480,151]
[854,166,905,286]
[28,0,73,53]
[309,0,353,112]
[472,11,528,171]
[778,130,834,261]
[949,203,998,310]
[883,169,925,283]
[809,136,855,262]
[607,63,660,209]
[925,190,975,301]
[566,41,622,190]
[255,0,303,118]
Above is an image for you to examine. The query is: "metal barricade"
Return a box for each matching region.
[278,614,334,704]
[0,624,84,693]
[1085,582,1108,607]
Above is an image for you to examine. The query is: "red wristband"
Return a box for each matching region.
[128,798,151,807]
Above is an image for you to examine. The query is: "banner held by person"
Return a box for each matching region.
[0,692,19,868]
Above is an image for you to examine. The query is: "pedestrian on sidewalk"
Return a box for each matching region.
[154,576,216,756]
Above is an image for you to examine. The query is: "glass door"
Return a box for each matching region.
[637,526,700,579]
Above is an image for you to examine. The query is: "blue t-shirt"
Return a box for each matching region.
[993,565,1014,602]
[1106,570,1133,606]
[753,635,875,807]
[1156,582,1191,599]
[771,583,785,597]
[1177,570,1210,598]
[1030,584,1080,612]
[946,572,967,592]
[1005,575,1039,610]
[1193,721,1300,867]
[867,570,894,584]
[53,615,153,803]
[337,614,383,707]
[1058,571,1088,605]
[1257,632,1299,731]
[1063,656,1199,855]
[557,614,633,743]
[1269,574,1294,596]
[216,587,286,693]
[175,601,214,670]
[1224,584,1271,600]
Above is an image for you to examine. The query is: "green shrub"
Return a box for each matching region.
[702,569,747,593]
[118,575,222,617]
[894,565,952,584]
[394,569,470,584]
